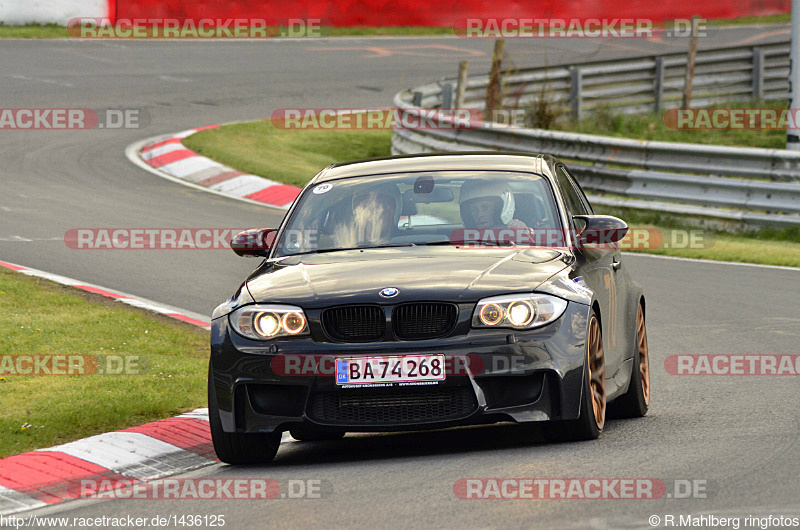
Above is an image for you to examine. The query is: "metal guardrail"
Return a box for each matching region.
[445,42,790,120]
[391,41,800,229]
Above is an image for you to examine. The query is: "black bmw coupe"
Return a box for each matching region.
[209,153,650,464]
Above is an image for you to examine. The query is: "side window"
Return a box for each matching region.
[562,166,594,214]
[555,166,589,216]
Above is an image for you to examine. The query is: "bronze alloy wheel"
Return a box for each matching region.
[587,315,606,430]
[637,305,650,406]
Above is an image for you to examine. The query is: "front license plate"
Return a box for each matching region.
[335,354,445,386]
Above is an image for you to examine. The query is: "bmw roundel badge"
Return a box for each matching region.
[379,287,399,298]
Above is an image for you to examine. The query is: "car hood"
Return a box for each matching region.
[246,246,570,307]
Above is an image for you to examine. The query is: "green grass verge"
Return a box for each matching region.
[705,13,790,26]
[594,207,800,267]
[0,23,69,38]
[625,234,800,267]
[182,119,800,267]
[0,269,208,457]
[183,120,393,188]
[557,100,788,149]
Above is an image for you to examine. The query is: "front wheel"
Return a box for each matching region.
[208,365,281,465]
[544,312,606,442]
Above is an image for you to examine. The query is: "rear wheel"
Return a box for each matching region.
[208,365,281,465]
[545,312,606,442]
[608,303,650,418]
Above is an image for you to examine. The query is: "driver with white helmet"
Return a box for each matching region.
[459,180,527,230]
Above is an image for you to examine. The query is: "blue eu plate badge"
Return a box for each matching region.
[336,360,349,384]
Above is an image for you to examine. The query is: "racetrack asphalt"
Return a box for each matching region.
[2,26,798,528]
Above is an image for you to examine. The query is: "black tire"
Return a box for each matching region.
[608,303,650,418]
[544,312,605,442]
[208,365,281,465]
[289,426,346,442]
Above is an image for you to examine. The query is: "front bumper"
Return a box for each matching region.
[210,302,591,434]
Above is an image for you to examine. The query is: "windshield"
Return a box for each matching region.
[273,170,561,257]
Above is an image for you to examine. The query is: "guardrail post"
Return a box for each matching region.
[682,16,700,108]
[441,84,453,109]
[412,91,423,107]
[752,47,764,100]
[654,56,665,113]
[485,39,506,121]
[569,66,583,121]
[455,60,469,109]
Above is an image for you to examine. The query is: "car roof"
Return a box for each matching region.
[310,152,560,184]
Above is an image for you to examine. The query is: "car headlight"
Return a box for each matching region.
[229,305,309,340]
[472,294,568,329]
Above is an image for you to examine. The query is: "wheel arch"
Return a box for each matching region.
[591,300,602,325]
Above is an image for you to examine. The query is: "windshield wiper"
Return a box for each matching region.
[446,239,514,247]
[415,240,453,246]
[284,240,514,257]
[285,243,418,256]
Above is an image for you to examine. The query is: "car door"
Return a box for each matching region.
[554,164,624,378]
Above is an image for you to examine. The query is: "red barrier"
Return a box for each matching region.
[113,0,789,27]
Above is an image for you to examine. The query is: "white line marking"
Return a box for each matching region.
[140,142,186,160]
[10,74,74,87]
[173,128,205,138]
[0,259,211,327]
[157,155,222,178]
[0,236,61,242]
[41,432,210,481]
[158,75,193,82]
[0,485,47,517]
[176,408,209,421]
[210,175,278,197]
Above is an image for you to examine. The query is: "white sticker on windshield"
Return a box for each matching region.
[313,183,333,194]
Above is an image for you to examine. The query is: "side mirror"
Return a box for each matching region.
[230,228,277,257]
[572,215,628,247]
